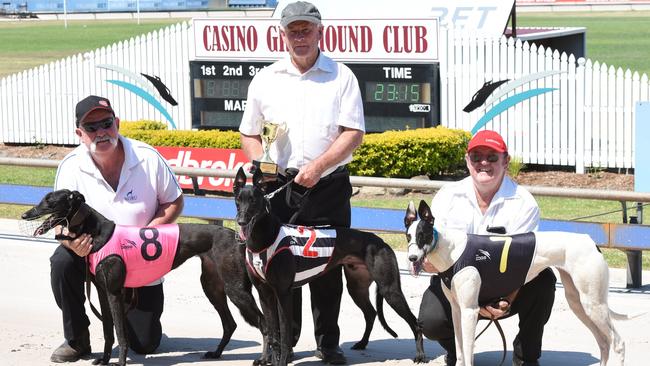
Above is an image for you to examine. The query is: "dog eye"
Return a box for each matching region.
[406,233,412,241]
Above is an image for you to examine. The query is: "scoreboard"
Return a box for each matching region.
[190,60,439,132]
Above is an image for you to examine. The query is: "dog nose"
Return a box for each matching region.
[408,255,418,262]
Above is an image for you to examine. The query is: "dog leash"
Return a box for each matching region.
[474,318,507,366]
[474,298,510,366]
[264,178,294,200]
[85,257,104,321]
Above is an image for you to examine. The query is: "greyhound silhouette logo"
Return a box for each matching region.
[97,64,178,129]
[467,71,566,134]
[475,249,491,261]
[125,189,137,202]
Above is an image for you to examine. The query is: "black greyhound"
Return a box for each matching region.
[233,167,426,366]
[22,189,266,366]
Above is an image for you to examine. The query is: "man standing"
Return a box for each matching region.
[49,95,184,362]
[418,130,556,366]
[239,2,365,363]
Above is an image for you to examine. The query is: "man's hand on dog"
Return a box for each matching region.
[55,226,93,257]
[479,289,519,319]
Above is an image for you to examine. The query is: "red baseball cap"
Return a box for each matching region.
[467,130,508,153]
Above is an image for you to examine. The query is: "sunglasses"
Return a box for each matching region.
[469,152,501,163]
[80,117,114,133]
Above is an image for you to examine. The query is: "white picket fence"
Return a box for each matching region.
[1,22,649,173]
[0,22,196,146]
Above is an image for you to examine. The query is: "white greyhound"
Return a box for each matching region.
[405,200,634,366]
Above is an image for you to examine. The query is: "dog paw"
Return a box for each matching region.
[92,357,109,365]
[413,354,427,363]
[350,341,368,350]
[252,359,272,366]
[203,350,222,359]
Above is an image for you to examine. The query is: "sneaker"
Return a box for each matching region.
[314,346,347,365]
[50,337,91,363]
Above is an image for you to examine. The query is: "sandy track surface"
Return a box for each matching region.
[1,218,649,366]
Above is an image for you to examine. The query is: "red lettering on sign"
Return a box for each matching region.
[266,26,287,52]
[320,25,373,53]
[202,25,258,52]
[382,25,428,54]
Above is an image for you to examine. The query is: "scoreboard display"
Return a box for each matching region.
[190,60,439,132]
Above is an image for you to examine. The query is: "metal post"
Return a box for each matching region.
[136,0,140,25]
[626,213,643,288]
[63,0,67,29]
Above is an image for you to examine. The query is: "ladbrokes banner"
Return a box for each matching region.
[193,18,439,62]
[157,147,251,192]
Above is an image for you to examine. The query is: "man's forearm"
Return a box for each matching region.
[240,133,263,161]
[149,195,184,226]
[311,128,364,173]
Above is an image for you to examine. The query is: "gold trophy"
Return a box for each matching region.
[253,120,286,179]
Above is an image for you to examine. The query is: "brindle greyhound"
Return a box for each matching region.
[405,200,638,366]
[22,189,265,366]
[233,167,425,366]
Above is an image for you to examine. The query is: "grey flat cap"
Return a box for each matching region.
[280,1,321,27]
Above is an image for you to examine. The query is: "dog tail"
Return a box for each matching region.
[610,309,647,321]
[376,291,398,338]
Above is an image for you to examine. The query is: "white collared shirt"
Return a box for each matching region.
[430,175,539,235]
[54,136,182,227]
[239,52,365,177]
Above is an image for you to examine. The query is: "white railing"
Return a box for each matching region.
[1,23,649,173]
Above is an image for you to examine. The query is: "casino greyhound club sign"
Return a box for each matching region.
[193,18,439,63]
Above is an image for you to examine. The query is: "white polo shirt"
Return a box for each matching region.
[430,175,539,235]
[54,136,182,227]
[239,52,365,177]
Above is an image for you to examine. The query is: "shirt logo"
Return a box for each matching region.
[120,238,137,250]
[125,189,138,201]
[475,249,491,261]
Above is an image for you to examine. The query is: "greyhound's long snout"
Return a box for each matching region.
[21,208,38,220]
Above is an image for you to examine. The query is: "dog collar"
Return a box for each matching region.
[432,227,439,250]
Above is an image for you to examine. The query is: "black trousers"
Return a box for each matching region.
[418,268,556,362]
[267,167,352,349]
[50,245,165,354]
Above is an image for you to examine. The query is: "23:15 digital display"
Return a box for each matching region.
[365,82,431,103]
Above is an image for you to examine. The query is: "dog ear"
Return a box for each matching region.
[234,167,247,195]
[70,191,85,204]
[418,200,434,224]
[404,201,417,229]
[252,168,268,193]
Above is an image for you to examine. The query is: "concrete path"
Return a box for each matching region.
[1,218,649,366]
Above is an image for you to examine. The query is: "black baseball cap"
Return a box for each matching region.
[280,1,321,28]
[75,95,115,126]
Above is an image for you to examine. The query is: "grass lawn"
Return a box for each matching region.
[517,11,650,76]
[0,12,648,77]
[0,19,185,77]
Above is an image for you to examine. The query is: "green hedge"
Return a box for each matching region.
[348,127,470,178]
[119,121,469,178]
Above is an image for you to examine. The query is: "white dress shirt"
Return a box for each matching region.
[430,175,539,235]
[239,52,365,177]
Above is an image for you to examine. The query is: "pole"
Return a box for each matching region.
[63,0,67,29]
[137,0,140,25]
